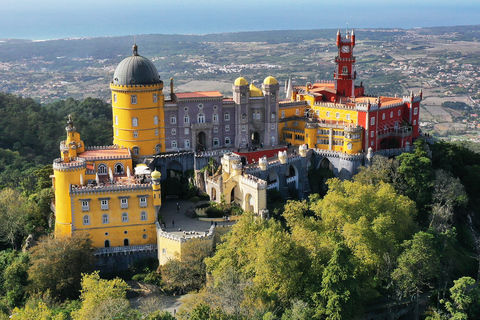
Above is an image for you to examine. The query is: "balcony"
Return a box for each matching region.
[95,244,157,256]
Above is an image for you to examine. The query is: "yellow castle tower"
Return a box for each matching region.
[110,44,166,158]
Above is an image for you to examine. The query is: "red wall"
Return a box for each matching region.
[234,146,288,164]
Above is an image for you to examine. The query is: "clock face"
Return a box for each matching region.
[341,46,350,53]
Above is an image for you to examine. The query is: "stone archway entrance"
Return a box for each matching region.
[197,131,206,150]
[251,132,260,145]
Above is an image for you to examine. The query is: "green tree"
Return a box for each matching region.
[443,277,480,320]
[0,188,32,248]
[0,250,30,308]
[393,231,440,320]
[315,242,359,320]
[10,301,66,320]
[28,234,95,301]
[71,271,137,320]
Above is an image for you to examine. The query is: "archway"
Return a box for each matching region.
[167,160,183,179]
[123,239,129,246]
[230,187,237,203]
[380,138,389,150]
[267,170,279,191]
[251,132,260,145]
[286,164,299,189]
[211,187,217,201]
[245,193,254,212]
[104,240,110,248]
[197,131,206,150]
[320,157,332,170]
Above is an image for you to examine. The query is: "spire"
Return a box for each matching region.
[66,114,76,133]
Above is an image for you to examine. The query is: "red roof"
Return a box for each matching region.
[175,91,223,99]
[79,148,130,160]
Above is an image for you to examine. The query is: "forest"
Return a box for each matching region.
[0,92,480,319]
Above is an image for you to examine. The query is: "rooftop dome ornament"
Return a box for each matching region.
[133,43,139,56]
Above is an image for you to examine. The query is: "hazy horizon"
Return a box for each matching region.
[1,0,480,40]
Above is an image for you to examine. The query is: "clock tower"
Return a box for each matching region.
[334,29,356,97]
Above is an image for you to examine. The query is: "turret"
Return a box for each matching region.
[299,144,308,157]
[61,114,85,161]
[259,156,267,171]
[278,150,287,164]
[351,29,355,46]
[151,170,162,209]
[336,29,341,46]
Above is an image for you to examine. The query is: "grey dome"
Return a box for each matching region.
[112,45,160,85]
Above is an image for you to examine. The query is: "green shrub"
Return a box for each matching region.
[189,196,200,203]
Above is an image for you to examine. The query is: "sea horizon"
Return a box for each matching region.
[1,1,479,41]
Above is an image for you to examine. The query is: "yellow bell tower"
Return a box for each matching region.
[110,44,165,158]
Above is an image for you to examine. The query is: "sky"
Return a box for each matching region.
[1,0,480,40]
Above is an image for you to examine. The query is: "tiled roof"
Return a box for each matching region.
[175,91,223,99]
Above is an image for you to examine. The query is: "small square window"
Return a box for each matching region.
[131,95,137,104]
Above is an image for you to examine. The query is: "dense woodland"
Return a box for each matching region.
[0,93,480,319]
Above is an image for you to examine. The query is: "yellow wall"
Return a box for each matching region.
[111,83,165,157]
[72,190,157,248]
[54,166,86,238]
[158,237,183,265]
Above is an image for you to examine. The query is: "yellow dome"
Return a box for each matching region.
[249,83,263,97]
[263,76,278,85]
[151,170,161,179]
[234,77,248,86]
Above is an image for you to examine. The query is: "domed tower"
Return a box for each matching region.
[110,44,165,159]
[233,77,250,147]
[262,76,279,146]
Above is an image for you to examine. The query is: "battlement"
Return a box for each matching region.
[53,157,86,171]
[156,222,215,242]
[70,183,151,195]
[110,82,163,91]
[240,174,267,190]
[313,148,364,161]
[86,145,120,151]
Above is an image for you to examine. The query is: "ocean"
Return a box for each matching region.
[1,0,479,40]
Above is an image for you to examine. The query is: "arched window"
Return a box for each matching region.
[336,112,340,119]
[170,115,177,124]
[83,215,90,225]
[184,115,189,123]
[124,239,129,246]
[97,164,107,175]
[171,128,176,135]
[382,113,385,120]
[398,110,401,116]
[153,93,157,103]
[133,131,138,138]
[213,138,219,146]
[346,114,351,120]
[242,113,246,120]
[281,111,285,118]
[213,126,218,133]
[114,163,124,174]
[132,117,138,127]
[140,211,147,221]
[155,129,158,136]
[154,116,158,125]
[390,111,394,118]
[347,142,353,150]
[171,141,177,149]
[102,214,109,224]
[155,144,161,153]
[295,109,299,116]
[225,125,230,132]
[342,66,348,74]
[213,114,218,122]
[198,113,205,123]
[271,92,276,102]
[132,146,139,155]
[104,240,110,248]
[271,113,276,120]
[184,140,190,149]
[121,212,128,222]
[224,112,230,121]
[225,137,231,145]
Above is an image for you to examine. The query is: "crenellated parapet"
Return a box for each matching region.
[240,174,267,190]
[70,183,151,195]
[53,157,86,171]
